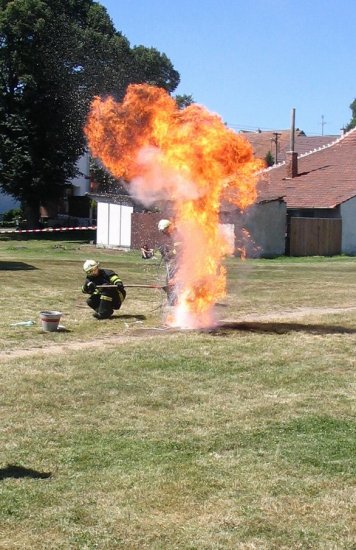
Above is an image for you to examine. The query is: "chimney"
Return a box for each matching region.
[286,151,298,178]
[286,108,298,178]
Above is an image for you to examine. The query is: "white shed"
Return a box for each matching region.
[91,193,134,249]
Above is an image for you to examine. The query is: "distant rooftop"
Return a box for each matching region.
[258,128,356,209]
[241,129,340,164]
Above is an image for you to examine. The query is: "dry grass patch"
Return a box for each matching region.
[0,240,355,548]
[1,328,355,549]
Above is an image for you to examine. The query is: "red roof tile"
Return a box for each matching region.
[257,129,356,209]
[242,130,339,163]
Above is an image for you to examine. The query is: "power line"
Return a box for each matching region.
[227,123,279,132]
[225,121,338,136]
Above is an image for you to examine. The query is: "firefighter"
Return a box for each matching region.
[141,243,154,259]
[157,219,181,306]
[82,259,126,319]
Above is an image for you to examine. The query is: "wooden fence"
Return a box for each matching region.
[289,217,342,256]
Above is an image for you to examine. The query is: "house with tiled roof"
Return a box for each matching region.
[258,128,356,256]
[241,129,340,164]
[219,196,286,258]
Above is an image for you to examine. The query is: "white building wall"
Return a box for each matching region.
[96,201,133,248]
[341,196,356,254]
[71,152,90,197]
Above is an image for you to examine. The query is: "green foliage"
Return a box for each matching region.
[89,157,128,194]
[175,94,194,109]
[132,46,180,93]
[344,98,356,131]
[1,207,23,222]
[264,150,275,166]
[0,0,180,224]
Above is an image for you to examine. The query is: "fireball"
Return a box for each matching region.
[85,84,263,328]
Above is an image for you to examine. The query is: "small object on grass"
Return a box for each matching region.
[39,311,62,332]
[10,320,35,327]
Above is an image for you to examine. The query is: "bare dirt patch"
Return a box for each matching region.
[2,305,355,361]
[239,305,356,322]
[2,333,134,361]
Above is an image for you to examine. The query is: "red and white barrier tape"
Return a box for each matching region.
[0,225,97,234]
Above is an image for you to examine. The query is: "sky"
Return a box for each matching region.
[99,0,355,137]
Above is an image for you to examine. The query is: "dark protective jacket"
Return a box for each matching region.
[82,268,126,319]
[83,268,124,293]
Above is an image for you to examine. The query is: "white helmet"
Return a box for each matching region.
[83,259,99,273]
[158,219,171,232]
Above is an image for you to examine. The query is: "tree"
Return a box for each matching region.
[175,94,194,109]
[345,98,356,131]
[131,46,179,93]
[89,157,126,195]
[0,0,180,226]
[264,151,274,167]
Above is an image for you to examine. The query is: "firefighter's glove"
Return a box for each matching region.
[87,281,96,293]
[115,282,125,292]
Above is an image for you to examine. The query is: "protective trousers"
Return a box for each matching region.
[87,290,124,319]
[165,260,178,306]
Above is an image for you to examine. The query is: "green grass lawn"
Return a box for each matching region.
[0,239,355,549]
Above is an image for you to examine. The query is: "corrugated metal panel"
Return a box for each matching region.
[96,200,133,247]
[108,204,122,246]
[96,202,109,246]
[120,205,133,247]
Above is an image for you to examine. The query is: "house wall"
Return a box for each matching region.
[96,201,133,248]
[71,152,90,197]
[288,208,340,218]
[131,215,237,254]
[106,200,286,257]
[341,196,356,254]
[131,212,167,250]
[243,200,286,257]
[223,200,286,257]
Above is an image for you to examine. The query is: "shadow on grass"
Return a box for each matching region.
[112,314,147,321]
[211,321,356,335]
[0,464,51,480]
[0,261,38,271]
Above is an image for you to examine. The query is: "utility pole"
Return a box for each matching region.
[271,132,282,164]
[320,115,327,136]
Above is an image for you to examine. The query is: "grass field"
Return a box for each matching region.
[0,239,355,549]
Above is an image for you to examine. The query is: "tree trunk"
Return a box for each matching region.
[23,203,40,228]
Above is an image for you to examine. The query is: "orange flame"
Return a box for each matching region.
[85,84,264,328]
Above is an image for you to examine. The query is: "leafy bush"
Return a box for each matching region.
[2,208,23,223]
